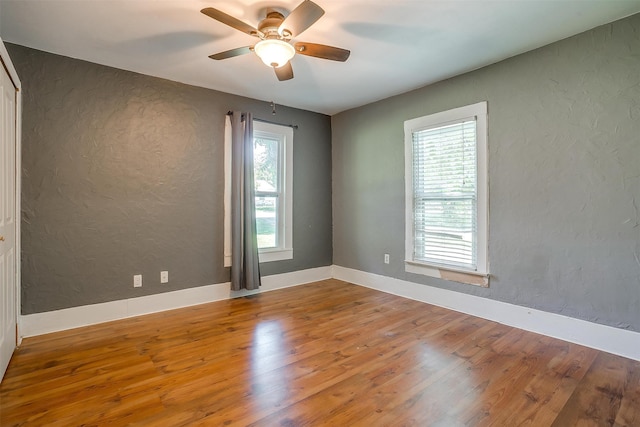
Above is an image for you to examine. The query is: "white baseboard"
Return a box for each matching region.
[19,264,640,362]
[332,265,640,361]
[19,266,332,338]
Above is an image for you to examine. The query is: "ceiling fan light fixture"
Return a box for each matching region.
[254,39,295,68]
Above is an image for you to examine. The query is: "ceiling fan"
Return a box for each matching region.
[201,0,350,81]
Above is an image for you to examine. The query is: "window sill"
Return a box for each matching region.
[405,261,489,287]
[224,248,293,266]
[259,248,293,263]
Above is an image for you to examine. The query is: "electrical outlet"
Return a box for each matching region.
[133,274,142,288]
[384,254,390,264]
[160,271,168,284]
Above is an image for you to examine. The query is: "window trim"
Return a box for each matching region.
[404,102,489,286]
[224,119,294,266]
[253,121,293,263]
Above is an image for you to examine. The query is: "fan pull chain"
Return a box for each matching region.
[270,101,277,115]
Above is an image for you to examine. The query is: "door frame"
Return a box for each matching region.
[0,37,22,346]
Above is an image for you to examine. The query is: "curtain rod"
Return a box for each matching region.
[227,111,299,129]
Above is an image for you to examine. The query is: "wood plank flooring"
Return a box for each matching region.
[1,279,639,426]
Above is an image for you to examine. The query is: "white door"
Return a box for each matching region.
[0,59,17,380]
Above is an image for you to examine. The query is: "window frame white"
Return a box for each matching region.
[253,121,293,263]
[223,118,293,267]
[404,101,489,285]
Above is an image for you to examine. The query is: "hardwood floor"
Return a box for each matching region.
[1,279,639,426]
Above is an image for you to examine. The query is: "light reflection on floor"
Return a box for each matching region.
[250,320,289,411]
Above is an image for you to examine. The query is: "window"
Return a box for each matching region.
[404,102,488,286]
[223,119,293,266]
[253,121,293,262]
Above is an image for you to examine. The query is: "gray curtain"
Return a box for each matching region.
[230,111,261,291]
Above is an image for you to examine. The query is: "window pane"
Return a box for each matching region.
[256,196,278,249]
[412,120,478,270]
[254,137,279,192]
[414,197,476,267]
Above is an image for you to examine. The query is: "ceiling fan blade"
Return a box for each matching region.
[278,0,324,38]
[274,62,294,81]
[201,7,263,38]
[209,46,253,60]
[294,42,350,62]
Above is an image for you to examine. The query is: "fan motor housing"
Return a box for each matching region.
[258,11,287,38]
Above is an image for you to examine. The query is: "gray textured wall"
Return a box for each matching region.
[332,14,640,332]
[8,44,332,315]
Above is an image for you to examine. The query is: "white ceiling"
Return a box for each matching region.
[2,0,640,115]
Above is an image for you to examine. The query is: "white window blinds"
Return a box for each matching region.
[412,118,478,270]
